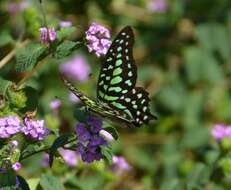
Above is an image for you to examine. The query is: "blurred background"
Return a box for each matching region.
[1,0,231,189]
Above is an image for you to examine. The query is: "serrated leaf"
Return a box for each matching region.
[40,174,65,190]
[49,133,75,167]
[56,27,76,41]
[103,126,118,140]
[101,145,112,164]
[54,40,77,59]
[0,77,12,96]
[15,43,47,72]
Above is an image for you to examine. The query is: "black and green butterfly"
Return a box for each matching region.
[62,26,157,127]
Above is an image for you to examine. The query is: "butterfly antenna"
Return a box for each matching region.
[60,75,84,100]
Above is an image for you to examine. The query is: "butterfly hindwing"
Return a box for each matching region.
[97,26,137,102]
[111,87,156,127]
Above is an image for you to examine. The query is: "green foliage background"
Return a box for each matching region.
[1,0,231,189]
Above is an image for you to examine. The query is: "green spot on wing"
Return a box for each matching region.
[115,60,123,66]
[125,80,132,86]
[99,91,104,97]
[103,85,108,90]
[99,81,104,86]
[112,102,126,110]
[105,95,119,101]
[117,53,122,58]
[128,71,132,77]
[117,47,122,51]
[109,87,122,92]
[113,67,122,76]
[122,89,128,94]
[111,76,122,85]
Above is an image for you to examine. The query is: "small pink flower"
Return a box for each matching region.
[147,0,167,13]
[59,55,91,81]
[59,21,72,28]
[211,124,226,140]
[7,2,28,15]
[50,99,62,110]
[41,153,49,167]
[69,92,80,103]
[225,126,231,138]
[39,27,57,44]
[12,162,22,171]
[10,140,19,147]
[59,148,80,167]
[111,156,131,175]
[100,130,114,142]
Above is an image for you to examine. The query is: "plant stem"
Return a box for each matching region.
[0,40,29,70]
[19,136,77,161]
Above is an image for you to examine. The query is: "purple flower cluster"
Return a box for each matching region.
[76,116,107,163]
[111,156,131,175]
[0,116,21,138]
[85,22,112,57]
[22,118,49,141]
[0,116,49,140]
[59,55,91,82]
[147,0,167,13]
[211,124,231,141]
[39,27,57,44]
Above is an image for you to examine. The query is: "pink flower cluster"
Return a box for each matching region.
[85,22,112,57]
[211,124,231,140]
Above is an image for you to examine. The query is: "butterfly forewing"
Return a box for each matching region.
[97,26,137,102]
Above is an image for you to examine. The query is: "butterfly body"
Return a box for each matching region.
[63,78,135,127]
[63,26,156,127]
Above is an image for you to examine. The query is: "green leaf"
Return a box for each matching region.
[0,31,13,47]
[184,47,224,85]
[27,178,40,190]
[56,27,76,41]
[186,163,210,190]
[0,77,12,96]
[20,143,47,161]
[15,43,47,72]
[40,174,65,190]
[0,171,16,187]
[160,178,181,190]
[101,145,112,164]
[195,23,231,60]
[17,176,30,190]
[54,40,77,59]
[49,133,76,167]
[73,107,87,122]
[103,125,118,140]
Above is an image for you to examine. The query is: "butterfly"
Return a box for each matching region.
[62,26,157,127]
